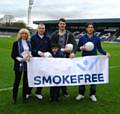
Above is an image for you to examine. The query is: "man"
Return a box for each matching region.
[28,23,51,100]
[76,23,110,102]
[50,18,77,97]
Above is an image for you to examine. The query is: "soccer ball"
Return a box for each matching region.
[84,42,94,51]
[65,44,73,51]
[44,52,52,57]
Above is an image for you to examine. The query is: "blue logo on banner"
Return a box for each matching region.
[76,56,100,71]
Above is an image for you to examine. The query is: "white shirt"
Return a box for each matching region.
[22,39,29,51]
[38,35,44,39]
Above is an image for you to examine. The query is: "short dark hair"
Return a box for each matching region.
[85,23,95,28]
[51,43,60,48]
[58,18,66,23]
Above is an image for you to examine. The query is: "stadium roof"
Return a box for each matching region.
[33,18,120,24]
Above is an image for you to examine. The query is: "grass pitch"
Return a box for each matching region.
[0,38,120,114]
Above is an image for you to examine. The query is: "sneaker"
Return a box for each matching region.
[90,95,97,102]
[63,94,70,97]
[35,94,43,100]
[76,94,84,100]
[26,94,30,99]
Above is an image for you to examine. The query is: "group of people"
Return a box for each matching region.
[11,18,110,104]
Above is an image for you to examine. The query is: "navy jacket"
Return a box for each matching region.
[78,34,106,56]
[51,50,64,58]
[30,33,51,57]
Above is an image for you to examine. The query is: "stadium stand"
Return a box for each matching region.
[0,26,35,38]
[0,26,19,37]
[33,18,120,43]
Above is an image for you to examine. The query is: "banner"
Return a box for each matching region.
[27,55,109,87]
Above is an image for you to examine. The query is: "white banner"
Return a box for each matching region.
[27,55,109,87]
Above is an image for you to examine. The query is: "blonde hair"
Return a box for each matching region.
[17,28,30,41]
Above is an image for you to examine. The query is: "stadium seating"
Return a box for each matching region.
[0,31,17,38]
[73,30,120,43]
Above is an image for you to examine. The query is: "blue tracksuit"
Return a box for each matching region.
[78,34,106,56]
[77,33,107,95]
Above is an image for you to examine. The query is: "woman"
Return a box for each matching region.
[11,28,31,103]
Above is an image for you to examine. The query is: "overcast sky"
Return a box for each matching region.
[0,0,120,28]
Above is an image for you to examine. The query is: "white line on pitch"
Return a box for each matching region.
[0,85,22,92]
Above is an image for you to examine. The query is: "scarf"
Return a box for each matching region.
[18,38,31,71]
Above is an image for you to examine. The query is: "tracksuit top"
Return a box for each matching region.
[78,34,106,56]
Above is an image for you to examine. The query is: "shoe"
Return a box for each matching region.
[90,95,97,102]
[12,99,16,104]
[35,94,43,100]
[62,93,70,97]
[76,94,84,100]
[26,94,30,99]
[64,94,70,97]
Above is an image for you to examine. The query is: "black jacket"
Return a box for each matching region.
[11,41,30,71]
[50,30,77,52]
[11,41,22,71]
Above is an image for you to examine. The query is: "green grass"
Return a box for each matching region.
[0,38,120,114]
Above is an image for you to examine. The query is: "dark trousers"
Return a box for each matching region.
[60,86,68,95]
[50,87,60,101]
[78,85,96,96]
[13,70,29,101]
[27,87,43,95]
